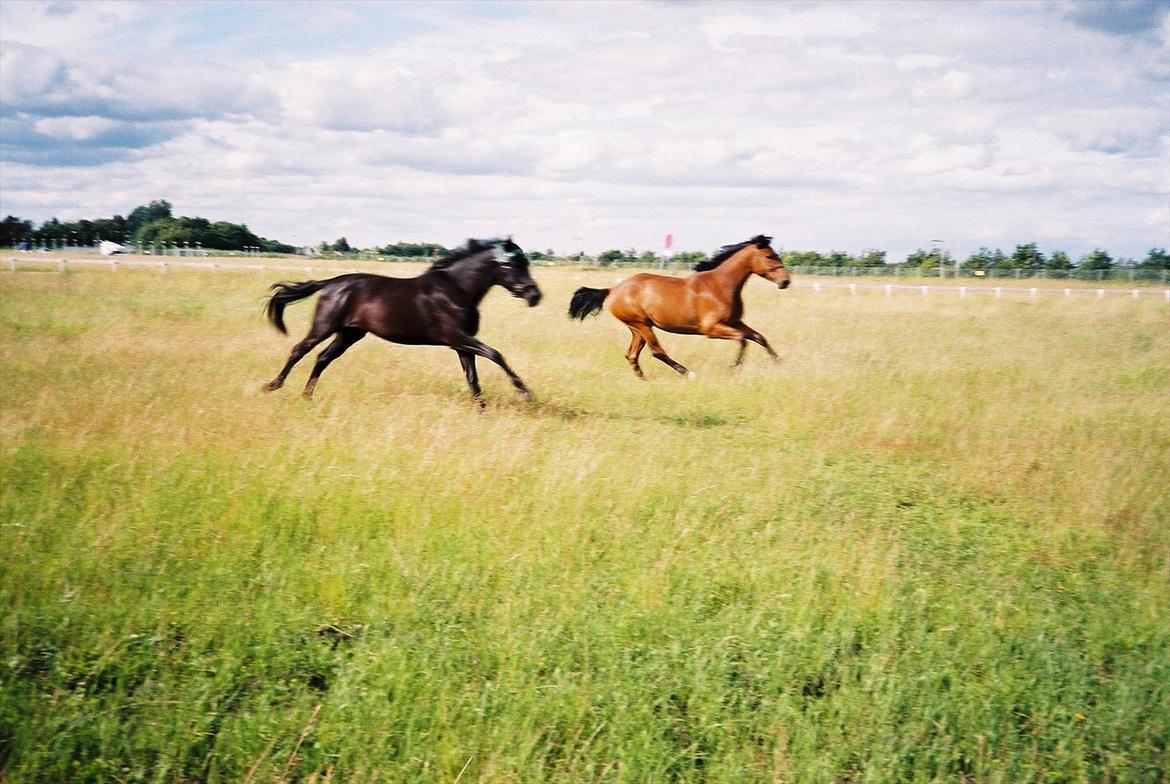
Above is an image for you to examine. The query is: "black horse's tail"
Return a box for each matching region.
[568,287,609,320]
[265,279,330,334]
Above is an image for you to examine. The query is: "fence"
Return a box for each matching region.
[19,245,1169,283]
[4,255,1170,301]
[786,265,1169,283]
[803,280,1170,301]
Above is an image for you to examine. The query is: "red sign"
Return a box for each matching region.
[664,233,674,250]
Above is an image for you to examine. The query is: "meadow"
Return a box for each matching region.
[1,262,1167,783]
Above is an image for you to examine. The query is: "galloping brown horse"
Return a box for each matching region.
[567,235,790,378]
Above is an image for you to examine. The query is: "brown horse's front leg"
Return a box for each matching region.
[706,322,778,366]
[740,323,779,362]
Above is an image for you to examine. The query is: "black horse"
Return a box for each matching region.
[263,237,542,405]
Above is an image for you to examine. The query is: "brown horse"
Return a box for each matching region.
[567,235,790,378]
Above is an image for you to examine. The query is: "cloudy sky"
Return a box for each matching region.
[1,0,1167,259]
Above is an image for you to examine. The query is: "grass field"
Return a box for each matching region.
[2,263,1168,783]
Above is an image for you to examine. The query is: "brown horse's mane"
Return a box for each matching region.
[428,237,514,271]
[694,235,773,272]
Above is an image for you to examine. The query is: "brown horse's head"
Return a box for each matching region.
[746,235,791,289]
[492,239,542,306]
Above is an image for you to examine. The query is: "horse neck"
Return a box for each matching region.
[435,255,497,303]
[704,250,756,293]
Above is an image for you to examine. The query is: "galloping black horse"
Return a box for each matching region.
[263,237,542,406]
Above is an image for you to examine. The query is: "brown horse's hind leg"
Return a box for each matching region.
[302,328,365,399]
[624,328,647,379]
[632,323,690,378]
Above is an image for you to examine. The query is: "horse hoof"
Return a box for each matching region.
[263,381,280,392]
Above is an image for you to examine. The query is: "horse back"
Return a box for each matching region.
[610,273,704,333]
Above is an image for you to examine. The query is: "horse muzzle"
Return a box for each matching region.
[777,279,790,290]
[519,286,542,306]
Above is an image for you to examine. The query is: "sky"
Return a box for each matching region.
[0,0,1167,260]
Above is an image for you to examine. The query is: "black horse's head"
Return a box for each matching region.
[491,238,542,306]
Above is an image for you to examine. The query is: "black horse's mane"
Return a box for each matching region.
[694,235,773,272]
[430,237,515,270]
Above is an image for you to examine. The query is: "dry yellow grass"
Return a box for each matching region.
[2,263,1167,782]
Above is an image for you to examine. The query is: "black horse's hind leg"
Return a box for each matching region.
[265,288,349,393]
[302,328,365,399]
[265,333,331,392]
[454,337,533,402]
[456,349,485,408]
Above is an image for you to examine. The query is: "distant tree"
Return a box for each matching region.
[673,251,708,267]
[597,249,626,267]
[92,216,128,243]
[331,237,352,253]
[259,239,296,254]
[827,250,854,267]
[135,215,261,250]
[33,218,65,247]
[963,247,1009,270]
[1078,248,1113,270]
[1138,248,1170,269]
[1011,243,1044,270]
[783,250,827,267]
[136,217,193,247]
[857,249,887,266]
[1047,250,1073,270]
[378,241,447,257]
[906,248,951,271]
[126,200,173,235]
[637,250,659,266]
[1,215,33,247]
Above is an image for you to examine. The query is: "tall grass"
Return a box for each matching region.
[2,267,1167,783]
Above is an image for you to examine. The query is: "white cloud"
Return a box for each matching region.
[0,0,1166,259]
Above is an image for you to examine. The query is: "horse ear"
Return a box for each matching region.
[755,234,772,247]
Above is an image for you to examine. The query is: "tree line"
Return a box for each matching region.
[3,204,1166,272]
[0,200,294,254]
[594,243,1169,271]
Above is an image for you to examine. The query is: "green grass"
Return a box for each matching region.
[2,266,1168,783]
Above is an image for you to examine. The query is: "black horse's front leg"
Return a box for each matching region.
[455,349,485,409]
[455,337,533,402]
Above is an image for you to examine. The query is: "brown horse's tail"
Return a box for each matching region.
[568,287,609,320]
[265,279,330,334]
